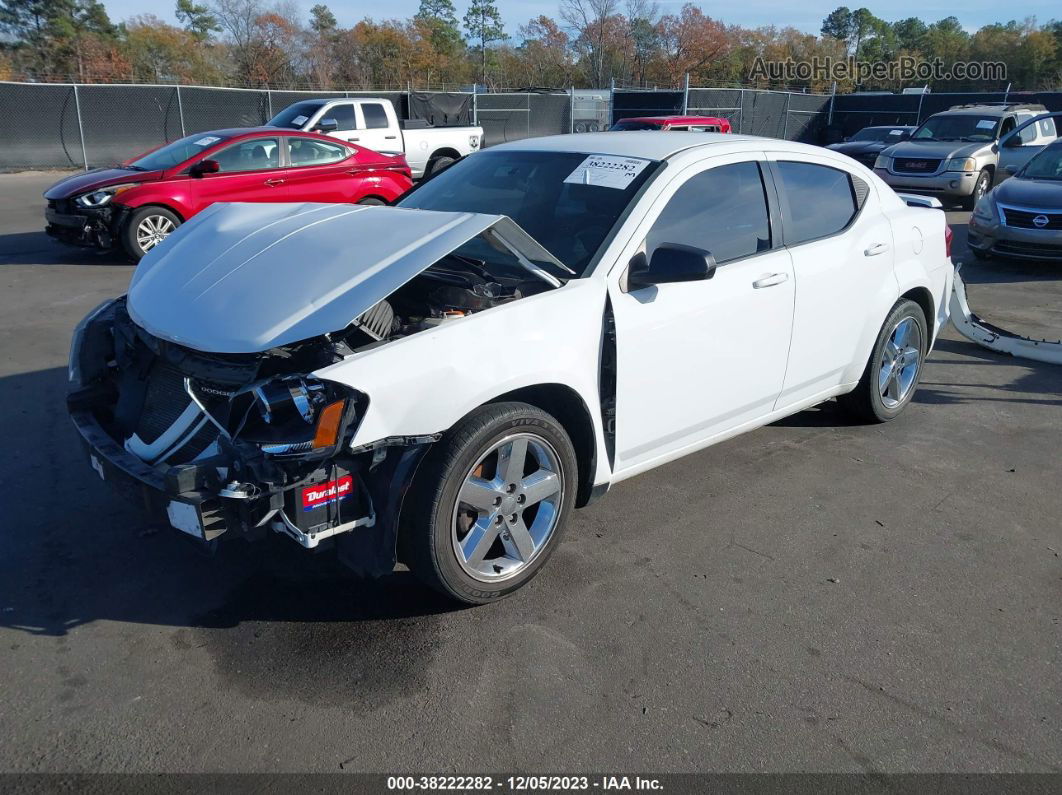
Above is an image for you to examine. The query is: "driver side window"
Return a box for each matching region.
[645,161,771,265]
[999,116,1016,139]
[212,138,280,172]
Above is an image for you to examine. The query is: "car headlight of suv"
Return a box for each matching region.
[74,183,138,208]
[243,375,360,458]
[945,157,977,172]
[873,154,891,170]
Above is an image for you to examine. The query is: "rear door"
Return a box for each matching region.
[766,154,895,407]
[189,136,288,212]
[282,136,358,202]
[355,101,402,154]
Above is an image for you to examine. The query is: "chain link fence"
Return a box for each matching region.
[5,79,1062,171]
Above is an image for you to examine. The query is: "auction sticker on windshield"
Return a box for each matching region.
[193,136,221,146]
[564,155,651,189]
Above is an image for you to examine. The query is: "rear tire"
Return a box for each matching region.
[961,169,991,211]
[122,206,181,261]
[424,155,456,178]
[838,299,928,423]
[400,402,577,605]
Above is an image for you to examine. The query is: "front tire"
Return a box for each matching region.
[838,299,928,423]
[401,402,578,605]
[122,206,181,261]
[961,169,991,211]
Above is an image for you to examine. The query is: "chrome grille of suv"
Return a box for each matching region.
[893,158,941,174]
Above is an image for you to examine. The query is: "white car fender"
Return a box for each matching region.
[315,278,614,486]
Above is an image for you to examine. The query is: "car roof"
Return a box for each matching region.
[619,115,728,125]
[194,127,350,143]
[490,131,768,160]
[489,131,850,162]
[864,125,914,130]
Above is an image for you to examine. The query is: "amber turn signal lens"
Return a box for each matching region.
[312,400,345,449]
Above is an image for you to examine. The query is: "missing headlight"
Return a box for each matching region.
[253,376,327,425]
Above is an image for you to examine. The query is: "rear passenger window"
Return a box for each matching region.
[775,161,858,245]
[361,103,389,129]
[646,161,771,264]
[1039,118,1057,138]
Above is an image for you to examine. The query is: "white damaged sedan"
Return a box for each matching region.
[68,133,954,603]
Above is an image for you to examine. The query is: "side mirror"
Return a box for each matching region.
[191,159,220,177]
[1004,164,1019,175]
[897,132,911,141]
[315,118,338,133]
[627,244,717,290]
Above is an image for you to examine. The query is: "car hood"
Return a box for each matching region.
[44,167,163,200]
[991,177,1062,211]
[827,141,884,155]
[127,202,561,354]
[884,140,986,160]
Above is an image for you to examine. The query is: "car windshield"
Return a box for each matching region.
[610,121,661,131]
[268,100,324,129]
[1020,145,1062,180]
[127,133,230,171]
[852,128,905,142]
[912,114,999,142]
[397,150,659,276]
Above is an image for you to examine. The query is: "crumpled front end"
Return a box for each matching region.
[67,297,427,569]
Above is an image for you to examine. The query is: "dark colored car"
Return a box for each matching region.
[826,125,915,169]
[610,115,733,133]
[44,127,413,260]
[969,138,1062,261]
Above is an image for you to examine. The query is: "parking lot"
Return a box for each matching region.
[0,171,1060,773]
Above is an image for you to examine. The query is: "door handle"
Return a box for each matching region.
[264,178,284,187]
[384,135,397,140]
[349,137,360,142]
[864,242,889,257]
[752,272,789,289]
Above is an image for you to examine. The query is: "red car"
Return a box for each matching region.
[44,127,413,260]
[609,115,733,133]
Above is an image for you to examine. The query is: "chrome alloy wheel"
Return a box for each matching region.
[878,316,923,409]
[135,214,175,252]
[451,433,564,582]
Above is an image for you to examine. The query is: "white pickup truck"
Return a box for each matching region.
[268,97,483,179]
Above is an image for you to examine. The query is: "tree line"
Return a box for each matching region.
[1,0,1060,92]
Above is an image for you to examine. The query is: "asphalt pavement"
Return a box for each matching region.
[0,172,1059,773]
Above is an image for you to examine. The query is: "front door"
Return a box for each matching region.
[610,156,795,474]
[190,136,288,212]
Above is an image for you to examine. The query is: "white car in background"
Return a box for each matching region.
[268,97,483,179]
[68,133,954,604]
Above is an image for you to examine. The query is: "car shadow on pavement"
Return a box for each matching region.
[0,231,130,266]
[914,338,1062,408]
[0,365,463,704]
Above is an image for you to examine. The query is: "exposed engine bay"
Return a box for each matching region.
[67,234,557,565]
[346,252,553,349]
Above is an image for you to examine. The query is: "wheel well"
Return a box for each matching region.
[125,203,184,222]
[488,384,598,508]
[901,286,935,341]
[429,148,460,163]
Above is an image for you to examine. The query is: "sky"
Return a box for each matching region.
[103,0,1058,37]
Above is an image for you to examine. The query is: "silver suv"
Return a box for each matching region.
[873,103,1056,209]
